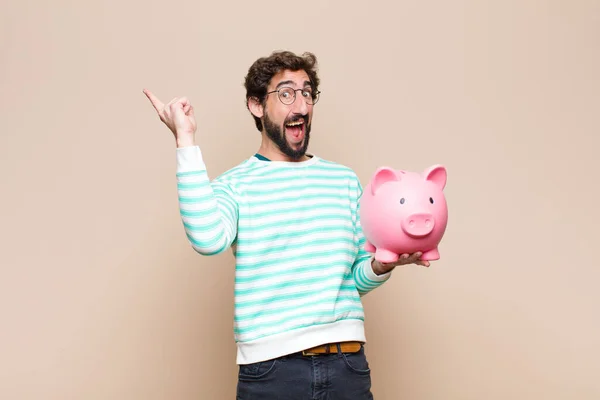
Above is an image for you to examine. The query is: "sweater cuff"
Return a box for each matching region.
[176,145,205,172]
[364,257,392,282]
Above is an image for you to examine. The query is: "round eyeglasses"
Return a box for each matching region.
[266,87,321,105]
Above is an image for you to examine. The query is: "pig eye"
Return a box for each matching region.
[429,197,434,204]
[400,198,405,204]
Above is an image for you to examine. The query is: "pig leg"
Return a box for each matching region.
[364,239,376,253]
[420,247,440,261]
[375,248,400,263]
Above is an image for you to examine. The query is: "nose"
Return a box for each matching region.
[292,90,309,114]
[402,213,435,237]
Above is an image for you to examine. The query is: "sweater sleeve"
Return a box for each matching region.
[175,146,238,255]
[350,174,391,296]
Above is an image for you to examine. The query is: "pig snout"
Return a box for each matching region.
[402,213,435,237]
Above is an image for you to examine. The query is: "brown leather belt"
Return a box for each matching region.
[302,341,362,356]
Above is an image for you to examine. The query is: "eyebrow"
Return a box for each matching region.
[275,80,312,89]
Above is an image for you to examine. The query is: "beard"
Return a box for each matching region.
[263,112,311,161]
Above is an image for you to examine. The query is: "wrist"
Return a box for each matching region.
[176,134,195,148]
[371,258,385,276]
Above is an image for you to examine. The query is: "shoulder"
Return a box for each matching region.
[212,159,253,182]
[315,156,362,185]
[312,156,363,196]
[313,156,359,177]
[212,157,280,187]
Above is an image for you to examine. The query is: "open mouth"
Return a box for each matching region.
[285,118,305,142]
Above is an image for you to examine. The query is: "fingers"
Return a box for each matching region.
[409,252,422,263]
[182,99,194,115]
[411,252,430,267]
[398,252,420,264]
[175,97,192,115]
[166,97,190,113]
[144,90,191,114]
[397,252,429,267]
[143,89,164,112]
[144,91,196,135]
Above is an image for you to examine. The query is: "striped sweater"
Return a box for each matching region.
[175,146,391,364]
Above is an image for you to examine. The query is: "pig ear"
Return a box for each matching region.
[423,164,447,190]
[371,167,400,195]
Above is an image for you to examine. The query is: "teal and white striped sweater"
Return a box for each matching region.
[175,146,391,364]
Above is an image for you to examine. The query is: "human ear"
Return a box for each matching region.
[247,96,264,119]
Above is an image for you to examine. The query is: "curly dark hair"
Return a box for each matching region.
[244,50,320,131]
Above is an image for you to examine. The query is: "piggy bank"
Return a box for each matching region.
[359,164,448,263]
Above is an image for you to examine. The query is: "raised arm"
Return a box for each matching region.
[144,89,238,255]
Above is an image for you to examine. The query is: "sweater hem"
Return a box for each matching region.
[235,318,366,365]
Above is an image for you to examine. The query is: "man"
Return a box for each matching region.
[144,50,429,399]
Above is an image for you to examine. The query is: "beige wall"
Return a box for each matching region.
[1,0,599,398]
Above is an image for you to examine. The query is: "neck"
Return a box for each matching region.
[257,133,310,162]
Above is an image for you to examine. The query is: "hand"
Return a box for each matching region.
[371,252,430,275]
[143,89,197,146]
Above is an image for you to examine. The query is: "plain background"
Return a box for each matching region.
[1,0,599,398]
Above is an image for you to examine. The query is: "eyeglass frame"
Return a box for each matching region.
[265,86,321,105]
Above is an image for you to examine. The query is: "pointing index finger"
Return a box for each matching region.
[143,89,164,112]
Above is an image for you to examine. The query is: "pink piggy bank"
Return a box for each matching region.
[359,165,448,263]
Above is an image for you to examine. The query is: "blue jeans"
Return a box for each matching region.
[236,344,374,399]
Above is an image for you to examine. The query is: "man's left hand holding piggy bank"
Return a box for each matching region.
[371,253,430,275]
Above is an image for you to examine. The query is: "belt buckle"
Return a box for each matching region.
[302,343,331,356]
